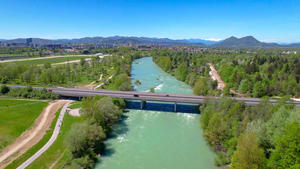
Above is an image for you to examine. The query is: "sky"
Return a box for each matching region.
[0,0,300,43]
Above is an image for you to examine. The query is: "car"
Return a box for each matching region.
[134,94,139,97]
[47,89,53,92]
[165,94,169,97]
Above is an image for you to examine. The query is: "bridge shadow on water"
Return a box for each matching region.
[96,101,201,163]
[125,100,200,114]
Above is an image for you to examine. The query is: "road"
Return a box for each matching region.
[0,55,92,63]
[7,85,300,107]
[17,101,71,169]
[51,58,91,65]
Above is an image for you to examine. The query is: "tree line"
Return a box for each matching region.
[200,98,299,168]
[63,96,125,169]
[0,85,58,99]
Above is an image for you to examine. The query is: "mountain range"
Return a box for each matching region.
[1,36,300,48]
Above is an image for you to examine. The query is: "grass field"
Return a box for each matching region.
[5,108,61,169]
[1,56,90,66]
[26,113,85,169]
[0,98,48,152]
[68,101,82,109]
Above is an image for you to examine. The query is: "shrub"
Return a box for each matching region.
[0,85,10,94]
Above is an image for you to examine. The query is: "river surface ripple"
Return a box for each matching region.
[95,57,217,169]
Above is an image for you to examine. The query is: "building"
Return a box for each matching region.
[26,38,33,44]
[42,44,63,49]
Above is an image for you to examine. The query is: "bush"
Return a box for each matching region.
[0,76,8,84]
[214,152,229,166]
[0,85,10,94]
[6,87,58,99]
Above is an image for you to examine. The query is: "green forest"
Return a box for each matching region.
[200,98,299,168]
[0,47,142,89]
[152,48,300,97]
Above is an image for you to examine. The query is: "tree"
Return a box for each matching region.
[65,122,88,158]
[150,88,155,93]
[44,62,51,69]
[0,76,8,84]
[268,122,300,169]
[175,64,188,81]
[253,81,266,98]
[0,85,10,94]
[80,58,86,67]
[223,84,231,96]
[231,132,267,169]
[238,79,250,94]
[193,78,208,95]
[119,81,132,91]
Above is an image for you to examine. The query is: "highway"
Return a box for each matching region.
[7,85,300,107]
[17,101,71,169]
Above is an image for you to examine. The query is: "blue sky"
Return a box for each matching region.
[0,0,299,43]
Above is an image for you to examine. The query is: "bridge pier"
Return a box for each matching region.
[141,101,146,110]
[174,102,177,112]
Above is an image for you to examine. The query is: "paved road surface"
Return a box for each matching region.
[51,58,91,65]
[17,101,71,169]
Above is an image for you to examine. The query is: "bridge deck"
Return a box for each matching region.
[6,85,300,107]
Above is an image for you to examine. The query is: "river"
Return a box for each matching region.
[95,57,217,169]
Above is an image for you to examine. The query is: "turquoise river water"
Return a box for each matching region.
[95,57,217,169]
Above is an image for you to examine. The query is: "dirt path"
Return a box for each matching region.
[94,74,114,89]
[17,101,72,169]
[76,73,114,90]
[208,63,244,97]
[208,63,226,90]
[0,100,68,169]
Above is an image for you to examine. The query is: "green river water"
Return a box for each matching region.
[95,57,217,169]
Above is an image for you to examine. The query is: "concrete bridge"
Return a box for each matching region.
[7,85,300,111]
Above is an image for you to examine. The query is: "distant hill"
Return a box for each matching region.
[213,36,281,48]
[1,36,204,46]
[1,36,300,48]
[286,43,300,48]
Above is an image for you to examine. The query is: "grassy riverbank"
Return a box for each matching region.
[26,112,85,169]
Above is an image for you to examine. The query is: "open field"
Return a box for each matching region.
[26,113,84,169]
[0,100,68,169]
[0,99,48,152]
[4,108,61,169]
[0,55,91,66]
